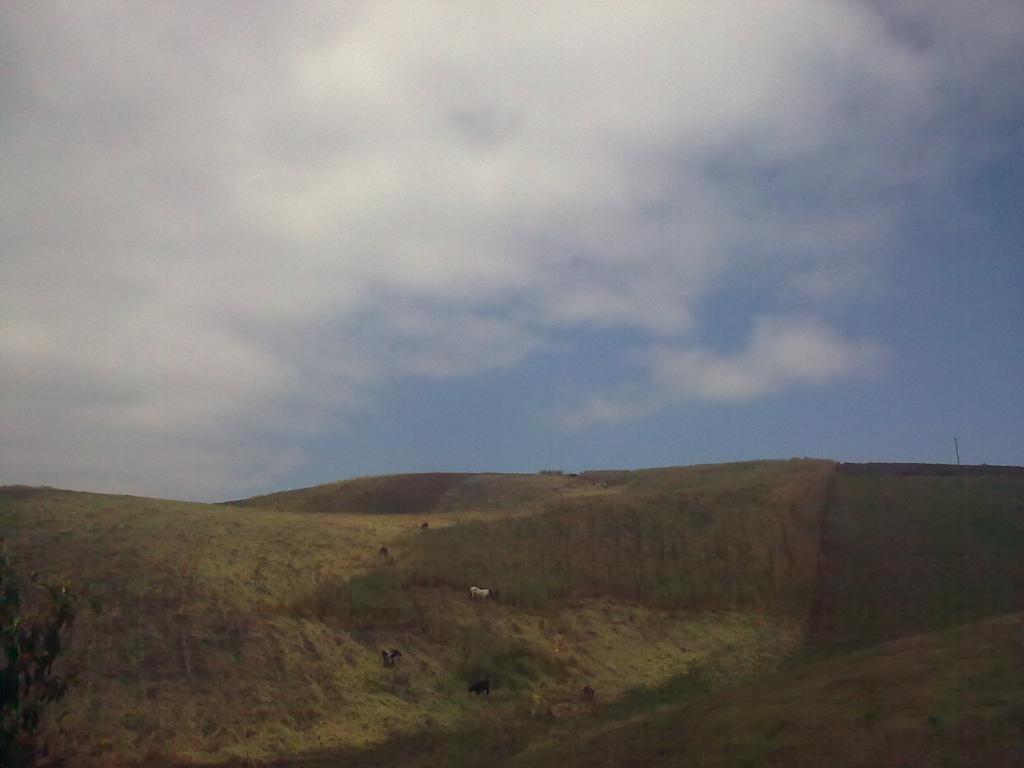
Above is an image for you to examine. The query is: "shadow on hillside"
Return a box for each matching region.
[810,467,1024,650]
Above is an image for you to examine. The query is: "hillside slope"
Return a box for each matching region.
[3,459,1023,767]
[810,463,1024,650]
[0,464,823,766]
[504,611,1024,768]
[404,460,833,620]
[246,612,1024,768]
[228,472,595,517]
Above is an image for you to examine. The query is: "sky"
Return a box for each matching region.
[2,1,1022,502]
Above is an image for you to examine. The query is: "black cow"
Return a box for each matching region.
[582,685,595,701]
[467,678,490,696]
[378,546,388,557]
[381,648,402,666]
[420,522,429,529]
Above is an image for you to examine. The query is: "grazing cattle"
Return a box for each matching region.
[378,546,388,557]
[469,586,491,599]
[582,685,596,702]
[420,522,429,529]
[467,679,490,696]
[380,648,402,666]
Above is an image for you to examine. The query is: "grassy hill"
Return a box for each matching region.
[809,463,1024,650]
[1,458,1022,767]
[0,461,824,766]
[403,461,832,618]
[282,611,1024,768]
[504,611,1024,768]
[0,486,434,764]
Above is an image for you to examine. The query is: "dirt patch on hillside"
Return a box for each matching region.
[306,473,476,515]
[231,473,478,515]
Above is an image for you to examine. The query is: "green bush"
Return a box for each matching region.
[453,627,562,692]
[1,543,88,767]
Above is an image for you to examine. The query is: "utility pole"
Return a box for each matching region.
[954,436,960,465]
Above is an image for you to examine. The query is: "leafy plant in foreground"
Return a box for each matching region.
[1,540,87,767]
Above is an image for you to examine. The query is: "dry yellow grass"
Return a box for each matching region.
[5,460,1020,767]
[0,475,805,767]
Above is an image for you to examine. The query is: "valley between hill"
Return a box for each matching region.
[1,459,1022,766]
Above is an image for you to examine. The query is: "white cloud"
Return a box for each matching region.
[650,316,881,401]
[1,1,1020,497]
[546,385,662,431]
[550,315,881,428]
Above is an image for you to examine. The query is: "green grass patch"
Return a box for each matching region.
[451,626,564,692]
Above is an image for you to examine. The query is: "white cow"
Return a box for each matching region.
[469,586,491,599]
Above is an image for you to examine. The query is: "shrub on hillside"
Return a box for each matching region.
[1,543,90,766]
[453,627,563,692]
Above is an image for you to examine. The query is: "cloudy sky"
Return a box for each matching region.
[3,1,1022,501]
